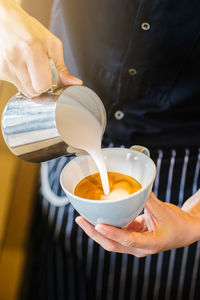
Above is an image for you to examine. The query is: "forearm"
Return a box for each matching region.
[181,189,200,243]
[182,189,200,216]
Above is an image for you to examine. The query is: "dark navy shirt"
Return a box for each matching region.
[50,0,200,148]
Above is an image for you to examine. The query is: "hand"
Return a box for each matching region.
[75,192,200,257]
[0,0,82,97]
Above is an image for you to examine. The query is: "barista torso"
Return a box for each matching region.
[50,0,200,148]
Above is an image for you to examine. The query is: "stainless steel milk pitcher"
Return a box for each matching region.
[1,60,106,163]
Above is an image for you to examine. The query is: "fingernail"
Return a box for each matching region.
[75,216,85,227]
[95,224,107,234]
[76,78,83,85]
[69,76,83,85]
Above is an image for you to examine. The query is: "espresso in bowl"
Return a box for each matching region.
[60,147,156,227]
[74,172,142,200]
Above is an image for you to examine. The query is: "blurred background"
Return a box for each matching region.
[0,0,52,299]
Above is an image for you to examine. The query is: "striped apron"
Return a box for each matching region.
[28,146,200,300]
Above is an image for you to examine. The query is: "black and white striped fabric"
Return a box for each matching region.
[29,146,200,300]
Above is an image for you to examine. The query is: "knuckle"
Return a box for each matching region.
[123,239,134,248]
[151,249,159,255]
[35,87,48,94]
[21,39,44,61]
[6,45,18,60]
[88,230,96,241]
[55,38,63,50]
[21,40,38,57]
[104,243,115,253]
[24,35,39,48]
[135,253,142,258]
[24,87,38,98]
[35,81,51,94]
[20,90,30,98]
[132,250,148,258]
[122,235,135,248]
[137,253,147,258]
[32,92,40,98]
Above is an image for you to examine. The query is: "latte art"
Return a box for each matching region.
[74,172,142,200]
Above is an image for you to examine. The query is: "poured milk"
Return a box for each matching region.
[101,189,130,200]
[56,100,110,195]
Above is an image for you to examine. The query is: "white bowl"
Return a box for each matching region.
[60,147,156,227]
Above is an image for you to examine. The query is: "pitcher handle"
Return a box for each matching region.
[48,58,61,93]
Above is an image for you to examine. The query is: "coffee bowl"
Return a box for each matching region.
[60,147,156,227]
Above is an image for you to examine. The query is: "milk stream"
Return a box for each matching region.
[56,101,110,195]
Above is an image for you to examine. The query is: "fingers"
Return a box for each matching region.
[125,214,148,232]
[5,41,52,95]
[144,208,156,231]
[0,2,82,96]
[47,37,83,86]
[14,80,34,98]
[0,29,82,97]
[11,62,39,97]
[75,194,178,256]
[95,223,135,247]
[76,217,159,257]
[95,222,158,250]
[75,216,126,253]
[26,43,52,94]
[0,59,35,97]
[76,217,151,257]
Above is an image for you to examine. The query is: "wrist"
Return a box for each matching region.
[182,189,200,214]
[189,214,200,243]
[181,190,200,244]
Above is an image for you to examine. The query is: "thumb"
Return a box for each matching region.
[145,192,168,222]
[56,63,83,86]
[47,38,83,86]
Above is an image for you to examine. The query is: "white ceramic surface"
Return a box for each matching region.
[60,147,156,227]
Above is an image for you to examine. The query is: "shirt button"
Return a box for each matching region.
[114,110,124,120]
[141,22,150,30]
[128,68,137,76]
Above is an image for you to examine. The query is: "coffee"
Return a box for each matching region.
[74,172,142,200]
